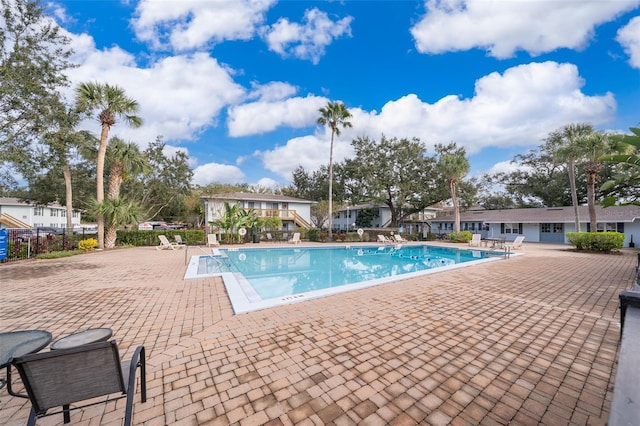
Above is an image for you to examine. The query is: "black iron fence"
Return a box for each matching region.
[0,228,97,263]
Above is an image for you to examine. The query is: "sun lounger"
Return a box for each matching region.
[157,235,183,250]
[469,233,481,247]
[288,232,301,244]
[207,234,220,247]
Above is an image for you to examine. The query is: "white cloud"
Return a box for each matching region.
[411,0,640,58]
[258,62,616,180]
[65,32,245,144]
[617,16,640,68]
[261,135,345,179]
[482,160,523,176]
[255,178,279,189]
[262,8,353,64]
[248,81,298,102]
[227,95,327,136]
[192,163,246,185]
[132,0,276,51]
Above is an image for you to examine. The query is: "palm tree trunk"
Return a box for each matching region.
[568,157,581,232]
[328,130,335,241]
[587,172,597,232]
[96,124,110,249]
[107,163,124,199]
[63,164,73,233]
[105,224,117,248]
[451,181,460,233]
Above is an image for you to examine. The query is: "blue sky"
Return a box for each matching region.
[48,0,640,189]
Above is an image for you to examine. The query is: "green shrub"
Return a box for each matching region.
[308,228,322,242]
[116,229,205,247]
[78,238,98,251]
[448,231,472,243]
[566,232,624,252]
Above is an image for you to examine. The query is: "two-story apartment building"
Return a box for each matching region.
[332,203,440,235]
[0,197,82,230]
[201,193,313,231]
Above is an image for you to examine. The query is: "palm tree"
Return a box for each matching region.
[103,138,150,247]
[601,126,640,206]
[106,137,149,200]
[210,202,241,244]
[75,82,142,249]
[550,123,594,232]
[577,132,611,231]
[436,144,470,233]
[92,198,145,249]
[317,101,352,241]
[603,127,640,168]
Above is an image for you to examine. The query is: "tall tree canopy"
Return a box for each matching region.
[344,135,448,227]
[123,138,193,222]
[0,0,74,190]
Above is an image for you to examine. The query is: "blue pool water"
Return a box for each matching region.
[185,245,502,313]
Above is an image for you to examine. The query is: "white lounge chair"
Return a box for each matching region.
[469,233,481,247]
[266,233,273,242]
[174,235,186,246]
[394,234,408,243]
[377,235,392,243]
[207,234,220,247]
[508,235,525,249]
[288,232,301,244]
[157,235,182,250]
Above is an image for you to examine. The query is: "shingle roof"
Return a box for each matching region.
[201,192,313,204]
[435,205,640,223]
[0,197,65,208]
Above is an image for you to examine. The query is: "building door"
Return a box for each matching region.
[540,223,565,243]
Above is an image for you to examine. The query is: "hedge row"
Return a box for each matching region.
[566,232,624,252]
[116,230,206,247]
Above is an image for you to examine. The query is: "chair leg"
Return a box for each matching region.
[63,404,71,423]
[27,408,37,426]
[124,346,146,426]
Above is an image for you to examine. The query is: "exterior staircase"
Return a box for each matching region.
[0,212,32,229]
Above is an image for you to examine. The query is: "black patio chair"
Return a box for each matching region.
[12,340,146,425]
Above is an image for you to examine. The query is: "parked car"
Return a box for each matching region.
[73,225,98,235]
[35,227,65,236]
[12,229,35,242]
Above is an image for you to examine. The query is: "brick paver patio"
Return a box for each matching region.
[0,242,637,425]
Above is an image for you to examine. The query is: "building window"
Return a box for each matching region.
[61,210,66,217]
[50,209,58,217]
[553,223,563,233]
[247,201,254,208]
[34,207,44,216]
[72,211,78,218]
[597,222,622,232]
[504,223,518,234]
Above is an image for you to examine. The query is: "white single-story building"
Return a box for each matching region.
[201,193,313,231]
[0,197,81,230]
[431,205,640,247]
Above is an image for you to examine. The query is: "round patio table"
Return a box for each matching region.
[50,328,113,350]
[0,330,52,396]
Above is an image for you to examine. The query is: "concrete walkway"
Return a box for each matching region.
[0,242,637,425]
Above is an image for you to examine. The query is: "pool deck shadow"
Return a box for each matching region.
[0,241,636,425]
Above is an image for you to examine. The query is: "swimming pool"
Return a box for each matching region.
[184,245,506,313]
